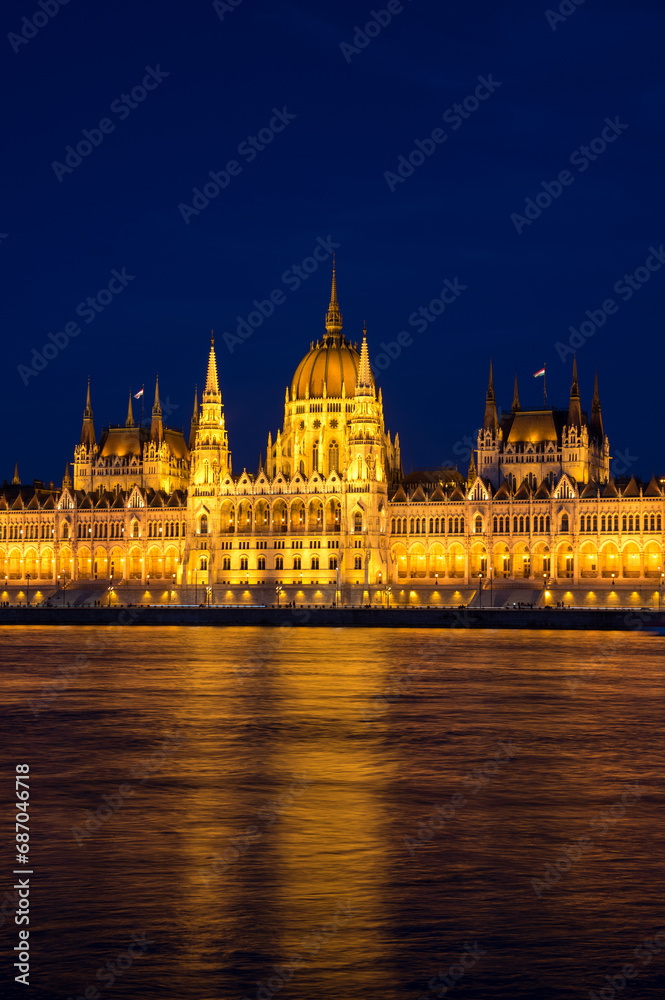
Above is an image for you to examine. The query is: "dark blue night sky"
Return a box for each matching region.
[2,0,663,486]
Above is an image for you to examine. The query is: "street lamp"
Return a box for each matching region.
[26,573,30,608]
[385,584,391,609]
[172,573,176,604]
[108,570,114,608]
[276,583,283,608]
[435,572,438,590]
[478,572,482,610]
[612,572,615,588]
[660,571,664,611]
[489,566,493,608]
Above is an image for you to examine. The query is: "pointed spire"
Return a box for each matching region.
[590,369,604,441]
[468,450,477,482]
[153,375,161,412]
[483,360,498,432]
[125,390,135,427]
[356,323,374,395]
[203,331,221,400]
[12,462,20,485]
[80,378,96,449]
[512,373,520,412]
[188,385,199,449]
[62,462,71,488]
[325,259,343,337]
[567,356,582,429]
[151,375,163,442]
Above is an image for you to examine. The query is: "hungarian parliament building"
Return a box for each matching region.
[2,271,663,605]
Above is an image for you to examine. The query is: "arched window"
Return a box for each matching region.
[355,512,363,532]
[448,518,453,534]
[402,518,407,533]
[62,523,69,539]
[132,521,139,538]
[430,518,434,533]
[77,524,82,538]
[148,523,153,537]
[454,517,459,534]
[474,516,482,534]
[329,556,337,570]
[240,557,248,571]
[561,514,569,532]
[628,515,634,532]
[601,515,606,532]
[175,523,180,536]
[311,556,319,570]
[200,513,208,535]
[435,518,440,533]
[593,515,597,532]
[658,515,662,531]
[622,515,627,532]
[222,557,231,571]
[525,516,530,532]
[460,516,464,532]
[275,555,284,570]
[546,516,550,532]
[513,517,518,533]
[421,518,426,533]
[313,441,319,473]
[328,441,339,474]
[493,517,497,532]
[257,556,265,570]
[391,519,396,533]
[614,515,619,532]
[410,518,415,533]
[354,555,362,569]
[635,515,639,531]
[293,556,301,570]
[519,516,524,534]
[650,515,655,532]
[199,556,208,570]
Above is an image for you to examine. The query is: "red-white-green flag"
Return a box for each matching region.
[533,367,545,378]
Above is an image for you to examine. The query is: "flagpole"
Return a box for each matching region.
[543,365,546,408]
[141,384,145,427]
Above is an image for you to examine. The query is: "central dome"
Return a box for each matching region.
[290,263,360,400]
[291,333,360,400]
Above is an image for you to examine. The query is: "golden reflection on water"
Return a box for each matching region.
[1,626,664,1000]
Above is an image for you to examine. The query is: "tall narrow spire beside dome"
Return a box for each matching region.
[151,375,163,442]
[189,385,199,449]
[80,378,96,449]
[590,369,604,442]
[512,374,520,412]
[125,390,135,428]
[325,260,343,337]
[483,360,498,432]
[356,324,374,396]
[567,356,582,429]
[204,331,221,399]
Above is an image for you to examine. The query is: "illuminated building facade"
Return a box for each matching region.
[1,270,664,606]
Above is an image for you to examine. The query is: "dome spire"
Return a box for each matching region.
[356,323,374,396]
[204,330,221,399]
[325,258,343,337]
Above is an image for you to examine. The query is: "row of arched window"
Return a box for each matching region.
[147,522,183,537]
[391,516,466,535]
[2,524,55,540]
[219,555,339,572]
[579,513,663,533]
[491,515,551,534]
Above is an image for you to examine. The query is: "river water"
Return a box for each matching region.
[1,625,664,1000]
